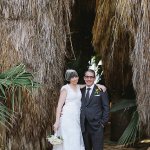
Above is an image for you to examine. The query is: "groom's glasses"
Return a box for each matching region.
[84,76,95,79]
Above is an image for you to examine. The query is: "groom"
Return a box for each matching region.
[80,69,109,150]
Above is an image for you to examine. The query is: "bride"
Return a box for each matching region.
[53,69,106,150]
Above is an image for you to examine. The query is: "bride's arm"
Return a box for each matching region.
[96,84,106,92]
[53,89,67,132]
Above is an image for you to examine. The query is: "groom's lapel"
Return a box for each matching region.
[82,87,86,105]
[86,85,96,106]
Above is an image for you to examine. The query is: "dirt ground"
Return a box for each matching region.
[104,143,150,150]
[104,142,149,150]
[104,145,149,150]
[103,124,150,150]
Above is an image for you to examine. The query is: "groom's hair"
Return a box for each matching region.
[84,69,95,77]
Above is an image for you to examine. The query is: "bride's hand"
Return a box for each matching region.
[97,84,107,92]
[53,122,59,132]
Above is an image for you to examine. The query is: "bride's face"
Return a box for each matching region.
[70,76,79,85]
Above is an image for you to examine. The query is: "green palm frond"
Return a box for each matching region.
[0,64,39,88]
[0,63,40,129]
[111,99,139,146]
[118,111,139,146]
[110,99,136,112]
[0,84,6,99]
[0,63,25,79]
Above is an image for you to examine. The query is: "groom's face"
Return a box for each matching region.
[84,71,95,87]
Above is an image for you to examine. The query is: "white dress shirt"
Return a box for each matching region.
[85,84,95,97]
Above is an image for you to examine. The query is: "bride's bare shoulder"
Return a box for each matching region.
[60,84,68,91]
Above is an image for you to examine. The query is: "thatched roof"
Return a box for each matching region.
[93,0,150,134]
[0,0,74,149]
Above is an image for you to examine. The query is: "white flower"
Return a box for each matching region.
[47,135,63,145]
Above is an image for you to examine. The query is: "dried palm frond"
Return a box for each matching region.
[0,0,74,149]
[93,0,150,134]
[114,0,150,134]
[0,102,15,129]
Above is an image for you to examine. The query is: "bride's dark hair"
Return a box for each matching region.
[65,69,78,82]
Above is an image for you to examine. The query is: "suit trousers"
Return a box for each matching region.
[82,118,104,150]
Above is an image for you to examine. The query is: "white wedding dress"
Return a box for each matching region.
[53,84,85,150]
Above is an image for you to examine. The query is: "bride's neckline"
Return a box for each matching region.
[67,84,78,93]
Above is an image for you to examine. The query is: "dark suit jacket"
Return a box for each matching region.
[80,85,109,132]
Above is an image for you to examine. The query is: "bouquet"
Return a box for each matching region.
[47,132,63,145]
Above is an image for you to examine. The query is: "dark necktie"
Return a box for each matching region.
[85,88,91,104]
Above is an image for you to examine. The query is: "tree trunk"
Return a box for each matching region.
[0,0,74,149]
[0,125,5,150]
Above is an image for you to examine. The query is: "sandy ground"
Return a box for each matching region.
[104,144,149,150]
[104,142,149,150]
[103,124,150,150]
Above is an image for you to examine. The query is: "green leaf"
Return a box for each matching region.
[17,72,33,79]
[118,111,139,146]
[11,87,15,113]
[13,78,33,85]
[0,84,6,98]
[0,64,25,79]
[0,63,40,129]
[18,87,22,112]
[111,99,136,112]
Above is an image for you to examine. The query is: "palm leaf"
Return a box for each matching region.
[0,63,40,129]
[118,111,139,146]
[11,87,15,112]
[111,99,139,146]
[111,99,136,112]
[0,64,25,79]
[0,84,6,99]
[18,87,22,112]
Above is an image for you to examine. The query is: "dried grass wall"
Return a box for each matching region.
[0,0,74,149]
[93,0,150,134]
